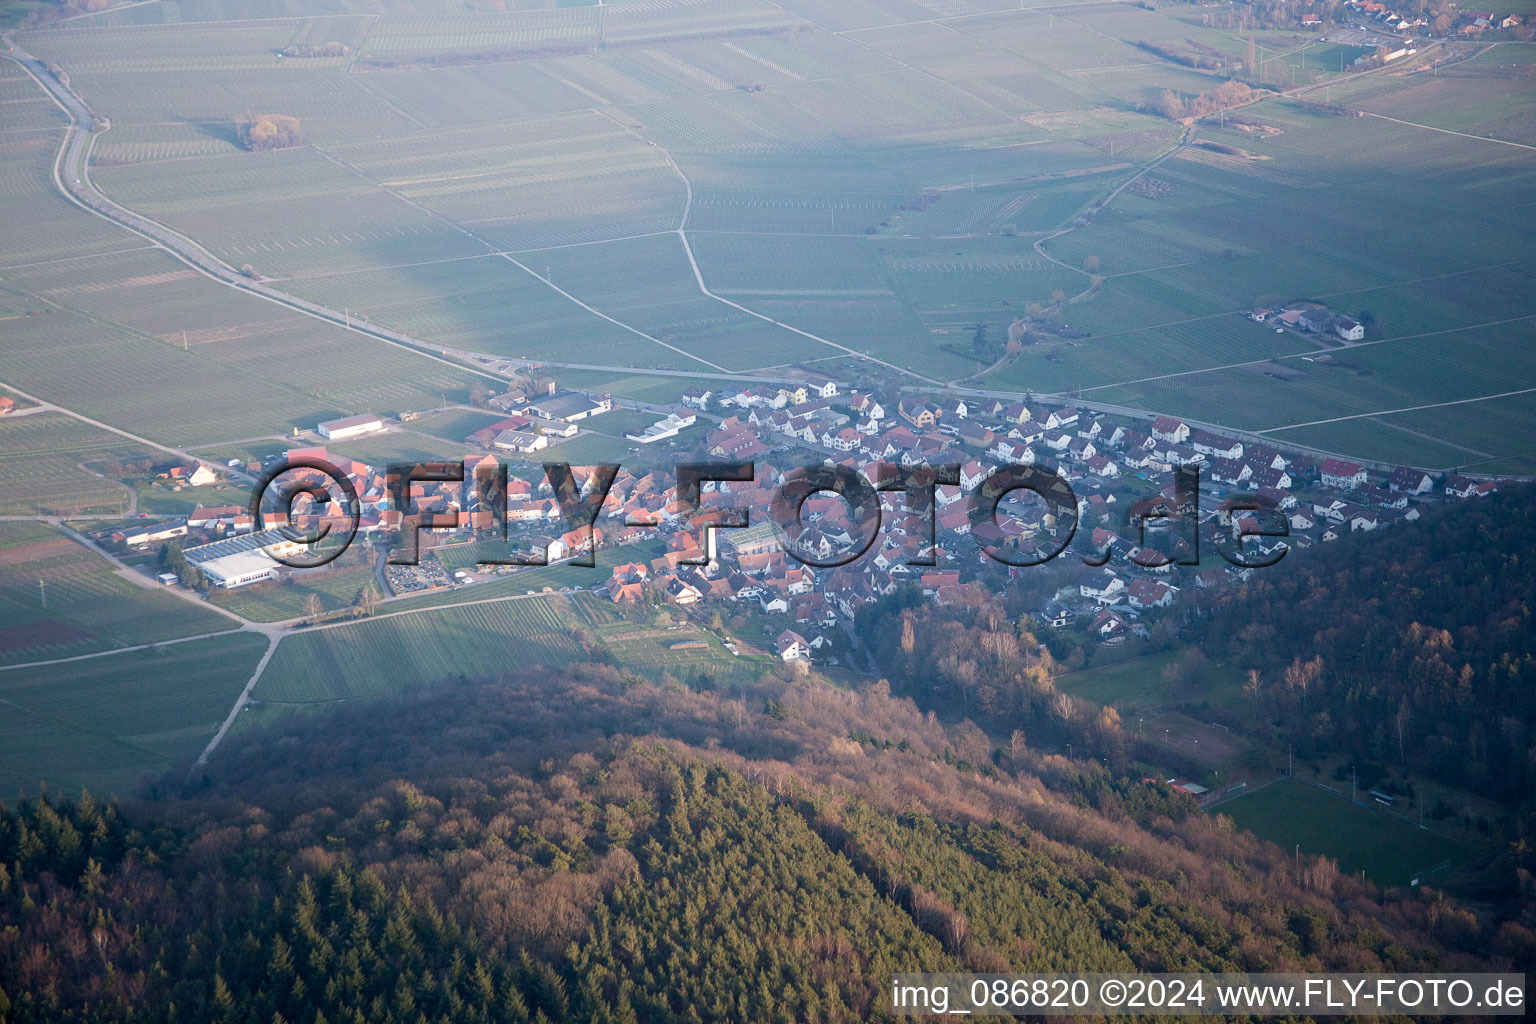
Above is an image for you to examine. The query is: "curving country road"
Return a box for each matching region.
[3,33,515,383]
[4,33,845,393]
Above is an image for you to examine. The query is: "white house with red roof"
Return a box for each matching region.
[1320,458,1368,490]
[776,629,811,662]
[1388,467,1435,494]
[1150,415,1189,443]
[1091,608,1128,642]
[1126,578,1176,610]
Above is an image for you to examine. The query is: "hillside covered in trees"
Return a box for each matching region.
[1,658,1528,1023]
[1186,484,1536,805]
[850,485,1536,905]
[852,484,1536,797]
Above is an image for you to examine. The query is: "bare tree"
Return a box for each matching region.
[355,583,381,617]
[1283,656,1323,711]
[1154,90,1185,120]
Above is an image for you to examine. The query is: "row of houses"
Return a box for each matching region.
[705,373,841,413]
[1332,0,1523,35]
[1326,0,1430,33]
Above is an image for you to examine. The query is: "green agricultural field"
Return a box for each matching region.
[328,110,684,251]
[251,586,760,708]
[9,1,1531,449]
[1219,779,1475,887]
[1054,650,1184,712]
[0,631,267,795]
[980,95,1536,465]
[590,618,775,687]
[430,540,542,575]
[405,407,511,444]
[552,371,694,407]
[132,481,255,517]
[0,521,235,665]
[421,540,664,601]
[0,0,1529,570]
[986,315,1313,397]
[354,8,603,64]
[252,595,585,702]
[1092,319,1536,472]
[288,255,678,368]
[575,407,664,439]
[0,259,482,447]
[1328,59,1536,146]
[0,126,487,448]
[1055,650,1257,761]
[1261,418,1486,472]
[535,233,836,372]
[0,136,130,269]
[0,63,64,131]
[207,562,379,622]
[8,0,1320,387]
[0,412,145,516]
[92,146,484,280]
[20,23,415,146]
[877,239,1092,343]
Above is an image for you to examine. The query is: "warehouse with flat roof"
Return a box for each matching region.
[317,413,384,440]
[197,550,280,589]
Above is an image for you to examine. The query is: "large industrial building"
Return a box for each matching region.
[317,413,385,441]
[183,529,310,589]
[525,391,610,422]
